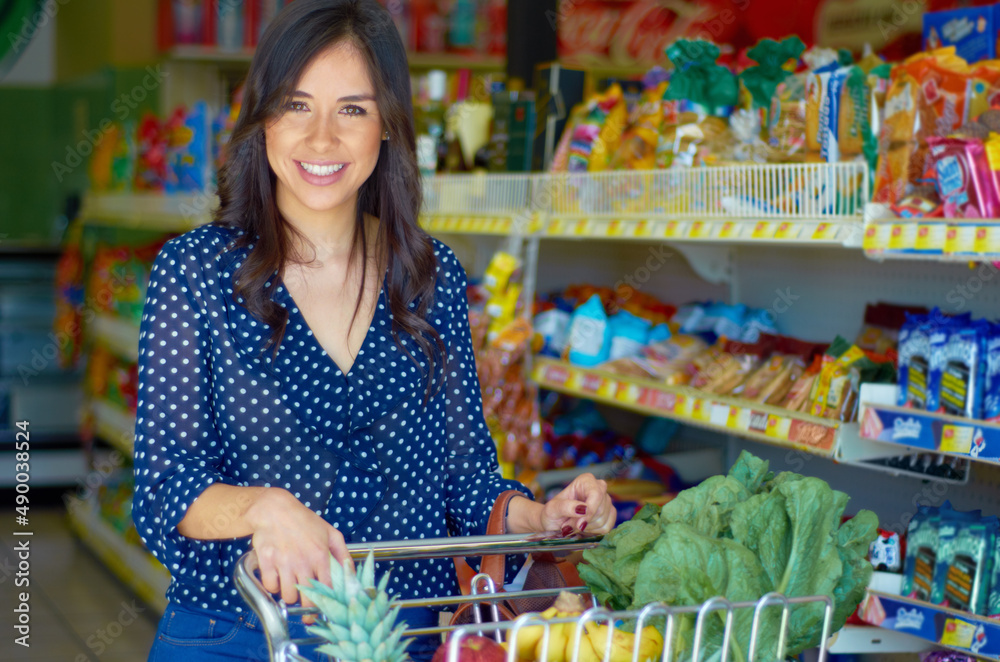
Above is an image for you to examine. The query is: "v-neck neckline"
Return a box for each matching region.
[277,269,388,378]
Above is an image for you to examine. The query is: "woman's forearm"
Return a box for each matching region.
[176,483,279,539]
[504,495,545,535]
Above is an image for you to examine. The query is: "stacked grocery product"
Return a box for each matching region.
[892,502,1000,619]
[158,0,292,51]
[536,286,919,425]
[89,95,240,194]
[548,37,882,172]
[896,309,1000,422]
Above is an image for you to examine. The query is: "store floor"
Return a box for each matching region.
[1,505,158,662]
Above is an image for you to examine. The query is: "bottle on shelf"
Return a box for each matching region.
[415,69,448,178]
[448,0,477,53]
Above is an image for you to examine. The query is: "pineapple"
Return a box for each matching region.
[299,552,413,662]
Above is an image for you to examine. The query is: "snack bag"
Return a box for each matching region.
[902,505,940,601]
[809,338,866,417]
[839,65,872,159]
[134,113,168,191]
[856,302,931,354]
[938,515,998,615]
[589,84,628,172]
[782,354,823,412]
[768,72,808,161]
[165,102,213,193]
[609,82,667,171]
[550,103,587,173]
[607,310,651,361]
[927,136,1000,218]
[691,336,774,395]
[985,322,1000,424]
[898,313,933,409]
[939,319,990,419]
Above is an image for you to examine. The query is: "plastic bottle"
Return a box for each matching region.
[567,294,611,367]
[416,70,447,178]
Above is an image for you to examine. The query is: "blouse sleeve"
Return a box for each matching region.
[434,245,534,574]
[132,238,229,575]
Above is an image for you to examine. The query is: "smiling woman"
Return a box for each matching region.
[131,1,615,662]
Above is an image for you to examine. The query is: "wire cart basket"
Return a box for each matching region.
[235,534,835,662]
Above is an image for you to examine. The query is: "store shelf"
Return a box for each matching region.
[419,214,522,236]
[168,45,504,70]
[66,495,170,614]
[81,192,215,231]
[92,313,140,362]
[538,217,861,245]
[531,358,970,483]
[863,204,1000,262]
[860,403,1000,466]
[861,590,999,659]
[533,447,725,491]
[828,625,933,655]
[90,397,136,455]
[532,357,842,458]
[535,163,868,245]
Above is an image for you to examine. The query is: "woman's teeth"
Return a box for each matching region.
[300,162,344,176]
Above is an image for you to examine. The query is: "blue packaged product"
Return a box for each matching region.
[898,312,933,409]
[608,310,651,361]
[167,101,212,193]
[927,315,956,413]
[902,505,940,601]
[985,322,1000,423]
[648,323,671,345]
[741,307,779,342]
[924,4,1000,64]
[535,308,572,358]
[939,318,990,419]
[567,294,610,367]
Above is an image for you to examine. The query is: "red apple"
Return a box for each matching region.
[432,634,507,662]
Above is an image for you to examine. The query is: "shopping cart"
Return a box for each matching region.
[234,534,835,662]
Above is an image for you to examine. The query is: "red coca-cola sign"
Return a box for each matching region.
[556,0,740,67]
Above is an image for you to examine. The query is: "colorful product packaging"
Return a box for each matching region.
[985,322,1000,423]
[924,5,1000,64]
[165,101,212,193]
[902,505,941,602]
[939,319,990,419]
[898,313,933,410]
[566,294,611,367]
[927,136,999,218]
[936,515,997,615]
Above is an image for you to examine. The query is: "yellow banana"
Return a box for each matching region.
[584,623,665,662]
[513,607,559,661]
[535,621,570,662]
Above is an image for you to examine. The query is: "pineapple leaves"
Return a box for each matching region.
[298,551,413,662]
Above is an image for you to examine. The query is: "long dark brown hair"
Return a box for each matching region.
[213,0,444,392]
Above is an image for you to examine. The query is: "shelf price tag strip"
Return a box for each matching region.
[859,404,1000,461]
[861,590,1000,659]
[534,359,838,457]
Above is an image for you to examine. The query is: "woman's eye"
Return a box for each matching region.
[287,101,308,112]
[342,105,367,116]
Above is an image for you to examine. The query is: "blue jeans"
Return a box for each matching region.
[149,602,441,662]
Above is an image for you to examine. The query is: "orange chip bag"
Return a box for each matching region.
[881,71,920,145]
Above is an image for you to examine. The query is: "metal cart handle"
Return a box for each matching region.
[235,533,603,662]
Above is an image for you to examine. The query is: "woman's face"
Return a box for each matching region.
[265,41,383,225]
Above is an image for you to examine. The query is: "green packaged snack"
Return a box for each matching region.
[902,505,939,601]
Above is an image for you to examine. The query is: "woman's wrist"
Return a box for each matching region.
[504,495,544,535]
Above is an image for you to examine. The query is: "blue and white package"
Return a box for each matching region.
[939,318,990,419]
[567,294,610,367]
[985,322,1000,423]
[608,310,651,361]
[898,312,932,409]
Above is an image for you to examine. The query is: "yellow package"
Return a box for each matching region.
[609,82,667,170]
[589,83,627,172]
[482,251,520,295]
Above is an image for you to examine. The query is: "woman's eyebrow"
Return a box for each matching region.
[290,90,375,103]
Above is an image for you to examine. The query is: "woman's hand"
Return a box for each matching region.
[244,488,353,621]
[540,473,616,536]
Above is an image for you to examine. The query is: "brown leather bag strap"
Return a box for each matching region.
[478,490,524,590]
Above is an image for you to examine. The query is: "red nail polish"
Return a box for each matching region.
[580,521,588,531]
[561,526,573,536]
[576,505,587,515]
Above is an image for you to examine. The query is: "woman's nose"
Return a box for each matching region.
[305,115,340,151]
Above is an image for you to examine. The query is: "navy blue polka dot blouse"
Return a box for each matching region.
[132,224,533,614]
